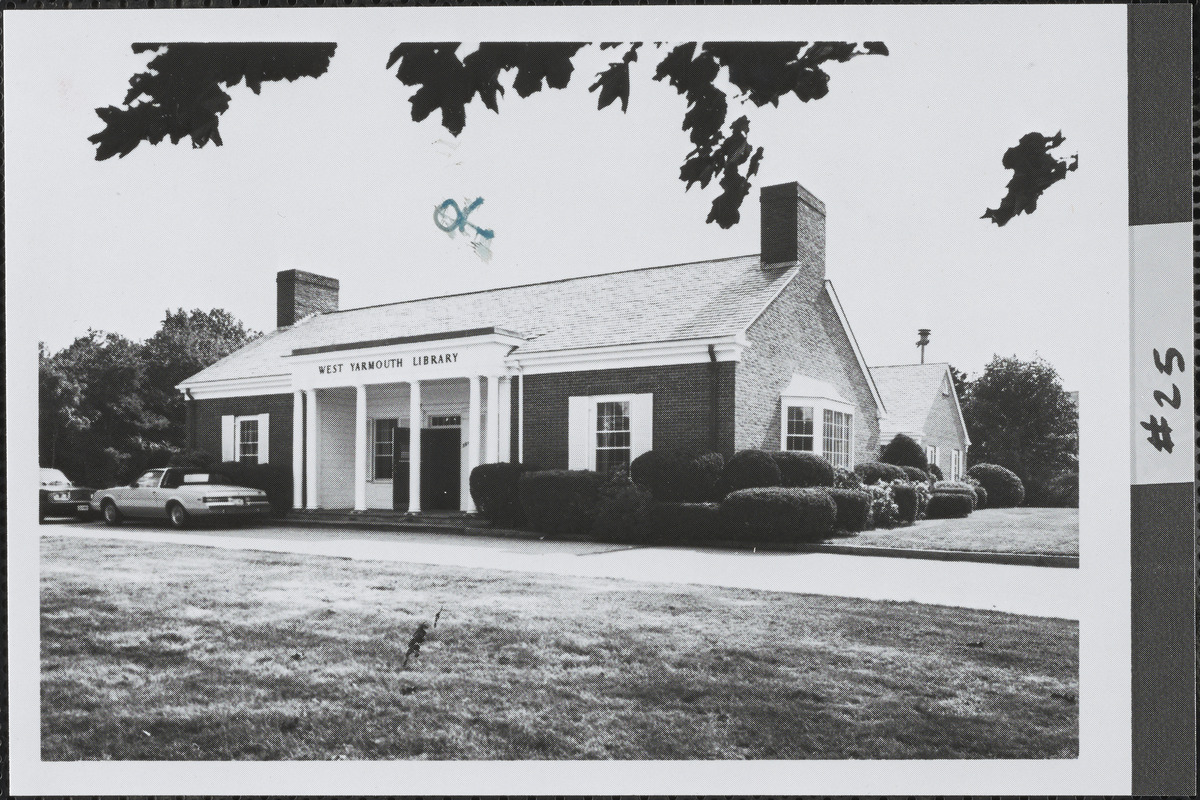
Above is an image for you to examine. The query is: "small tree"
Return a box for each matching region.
[879,433,928,472]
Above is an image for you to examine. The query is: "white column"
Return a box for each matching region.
[292,390,304,509]
[354,384,367,511]
[466,375,481,512]
[498,376,512,462]
[407,380,421,513]
[485,374,500,463]
[304,389,320,509]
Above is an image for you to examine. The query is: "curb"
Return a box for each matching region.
[276,514,1079,569]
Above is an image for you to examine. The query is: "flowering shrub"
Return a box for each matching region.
[912,480,932,520]
[834,467,862,489]
[864,481,900,529]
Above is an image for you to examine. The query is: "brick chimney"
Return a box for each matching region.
[760,181,826,279]
[277,269,339,328]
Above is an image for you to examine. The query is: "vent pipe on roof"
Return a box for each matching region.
[916,328,931,364]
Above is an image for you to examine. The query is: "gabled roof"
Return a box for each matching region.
[183,255,802,384]
[870,362,970,445]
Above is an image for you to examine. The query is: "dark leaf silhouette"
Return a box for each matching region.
[88,43,337,161]
[982,131,1079,226]
[388,41,886,228]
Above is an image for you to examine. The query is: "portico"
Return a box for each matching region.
[287,328,521,513]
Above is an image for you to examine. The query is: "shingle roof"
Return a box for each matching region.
[869,362,953,437]
[184,255,798,384]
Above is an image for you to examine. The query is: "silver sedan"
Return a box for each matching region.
[91,467,271,529]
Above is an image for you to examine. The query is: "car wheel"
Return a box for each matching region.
[101,500,122,526]
[168,502,189,530]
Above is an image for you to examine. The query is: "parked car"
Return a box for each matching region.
[91,467,271,529]
[39,468,96,522]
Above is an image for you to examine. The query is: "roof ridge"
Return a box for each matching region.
[326,253,758,316]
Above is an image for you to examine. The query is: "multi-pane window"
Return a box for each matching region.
[595,400,631,474]
[925,445,938,470]
[785,406,815,451]
[951,449,962,481]
[373,419,397,480]
[822,409,852,468]
[238,419,259,464]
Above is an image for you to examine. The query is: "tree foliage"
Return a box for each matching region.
[981,131,1078,227]
[387,41,888,228]
[39,310,259,488]
[89,43,338,161]
[960,355,1077,506]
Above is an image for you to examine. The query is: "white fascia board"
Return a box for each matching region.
[177,374,292,400]
[508,335,746,375]
[824,281,886,416]
[941,363,972,446]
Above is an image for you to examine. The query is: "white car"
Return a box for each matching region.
[91,467,271,529]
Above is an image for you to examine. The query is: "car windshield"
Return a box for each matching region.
[40,468,72,487]
[162,470,237,488]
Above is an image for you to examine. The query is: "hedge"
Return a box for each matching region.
[517,470,605,536]
[718,487,837,544]
[469,462,530,524]
[769,450,835,488]
[590,481,655,543]
[691,452,726,502]
[718,450,783,496]
[828,488,871,533]
[647,502,722,544]
[890,482,919,524]
[215,461,292,514]
[973,485,988,509]
[925,492,975,519]
[880,433,929,471]
[929,463,944,481]
[901,465,930,484]
[966,463,1025,507]
[629,450,724,503]
[854,461,907,485]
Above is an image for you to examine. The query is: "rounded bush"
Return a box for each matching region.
[828,488,871,533]
[469,462,530,524]
[890,482,919,524]
[925,492,975,519]
[834,466,862,489]
[590,481,654,543]
[718,487,837,544]
[880,433,929,471]
[854,461,907,485]
[647,502,722,544]
[516,470,605,536]
[719,450,783,495]
[167,448,216,469]
[1042,471,1078,508]
[929,463,944,481]
[691,452,725,502]
[973,485,988,509]
[966,463,1025,507]
[769,451,835,488]
[901,465,930,484]
[629,450,691,502]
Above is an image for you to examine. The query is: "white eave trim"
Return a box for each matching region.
[941,363,972,446]
[508,335,747,375]
[824,280,886,416]
[177,373,292,400]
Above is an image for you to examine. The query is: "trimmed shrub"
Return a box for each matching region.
[828,488,872,533]
[973,485,988,509]
[967,463,1025,507]
[691,452,725,502]
[517,470,605,536]
[167,448,216,469]
[769,450,835,488]
[929,463,944,481]
[864,482,899,529]
[880,433,929,471]
[833,467,862,489]
[913,481,932,519]
[854,461,907,485]
[718,487,837,544]
[647,502,722,544]
[591,478,654,543]
[216,461,292,514]
[1042,471,1079,508]
[932,481,978,510]
[629,450,723,503]
[718,450,783,496]
[901,465,931,484]
[925,492,975,519]
[469,462,530,525]
[890,481,919,524]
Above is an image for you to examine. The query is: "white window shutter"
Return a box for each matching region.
[567,396,590,470]
[631,393,653,459]
[257,414,270,464]
[221,415,236,462]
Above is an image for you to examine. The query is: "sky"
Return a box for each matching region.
[6,7,1127,392]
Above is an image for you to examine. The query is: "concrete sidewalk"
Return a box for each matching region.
[41,522,1081,619]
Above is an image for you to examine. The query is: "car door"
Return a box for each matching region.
[123,469,165,517]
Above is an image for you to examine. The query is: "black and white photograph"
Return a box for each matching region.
[3,4,1187,796]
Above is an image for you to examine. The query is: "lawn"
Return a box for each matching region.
[42,535,1078,760]
[840,507,1078,556]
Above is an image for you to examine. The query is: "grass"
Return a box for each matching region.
[42,535,1078,760]
[841,507,1078,556]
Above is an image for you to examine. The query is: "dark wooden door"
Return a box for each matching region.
[393,427,461,511]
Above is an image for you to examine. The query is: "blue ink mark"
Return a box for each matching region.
[434,197,494,241]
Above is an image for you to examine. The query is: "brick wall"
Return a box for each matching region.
[735,274,880,464]
[922,388,969,476]
[277,270,339,328]
[190,393,294,472]
[518,362,736,469]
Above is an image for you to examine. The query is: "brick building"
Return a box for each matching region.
[178,181,885,512]
[869,362,970,480]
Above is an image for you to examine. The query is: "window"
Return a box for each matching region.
[822,409,853,468]
[595,400,632,473]
[925,445,938,470]
[238,419,259,464]
[429,414,461,428]
[373,419,397,481]
[785,406,815,451]
[135,470,164,489]
[951,449,962,481]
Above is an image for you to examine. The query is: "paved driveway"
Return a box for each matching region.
[40,521,1081,619]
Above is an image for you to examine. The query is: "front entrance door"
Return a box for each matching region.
[392,427,462,511]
